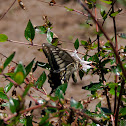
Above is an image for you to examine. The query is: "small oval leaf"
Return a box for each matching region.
[47,29,53,44]
[4,82,13,93]
[9,98,20,113]
[0,34,8,42]
[3,52,15,69]
[25,58,35,76]
[55,83,67,99]
[35,71,46,89]
[0,92,8,100]
[25,20,35,42]
[14,62,26,84]
[35,26,47,34]
[74,38,79,50]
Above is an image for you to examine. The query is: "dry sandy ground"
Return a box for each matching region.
[0,0,126,124]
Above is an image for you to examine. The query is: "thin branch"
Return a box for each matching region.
[77,0,126,80]
[115,79,125,126]
[4,102,61,122]
[73,108,104,126]
[4,104,44,122]
[0,52,18,65]
[95,1,111,111]
[111,0,118,116]
[8,39,42,47]
[0,51,47,96]
[111,114,115,126]
[2,73,39,105]
[38,0,88,17]
[7,39,86,55]
[0,0,16,21]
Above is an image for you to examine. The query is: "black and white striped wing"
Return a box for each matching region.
[42,43,77,93]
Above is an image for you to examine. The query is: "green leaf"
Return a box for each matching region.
[0,87,4,92]
[33,61,50,72]
[9,98,20,113]
[109,88,119,96]
[0,92,8,100]
[81,40,88,49]
[91,42,98,49]
[3,52,15,69]
[70,97,83,109]
[101,59,111,66]
[25,116,33,126]
[100,9,105,17]
[119,107,126,116]
[88,54,99,62]
[106,82,118,88]
[35,72,46,89]
[120,119,126,126]
[74,38,79,50]
[55,83,67,99]
[104,42,110,47]
[25,20,35,41]
[81,40,87,46]
[1,102,9,107]
[82,82,102,92]
[52,38,58,46]
[111,65,121,75]
[100,0,112,4]
[20,118,26,124]
[64,6,74,11]
[20,116,33,126]
[35,26,47,34]
[47,30,53,44]
[39,114,51,126]
[25,58,35,76]
[100,9,107,20]
[0,34,8,42]
[110,11,119,17]
[48,95,58,101]
[95,102,101,112]
[4,82,13,93]
[22,84,32,97]
[14,62,26,84]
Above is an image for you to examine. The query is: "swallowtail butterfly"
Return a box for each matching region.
[42,43,78,94]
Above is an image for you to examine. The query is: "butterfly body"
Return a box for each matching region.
[42,43,77,94]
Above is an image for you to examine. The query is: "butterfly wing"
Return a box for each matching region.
[42,43,77,93]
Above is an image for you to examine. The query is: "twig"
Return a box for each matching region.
[111,0,118,116]
[94,2,111,111]
[7,39,86,55]
[101,0,117,26]
[2,73,39,105]
[38,0,88,17]
[0,53,47,95]
[8,39,42,47]
[111,114,115,126]
[0,0,16,21]
[72,108,104,126]
[115,79,125,126]
[0,52,18,65]
[77,0,126,79]
[0,51,47,95]
[4,103,61,122]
